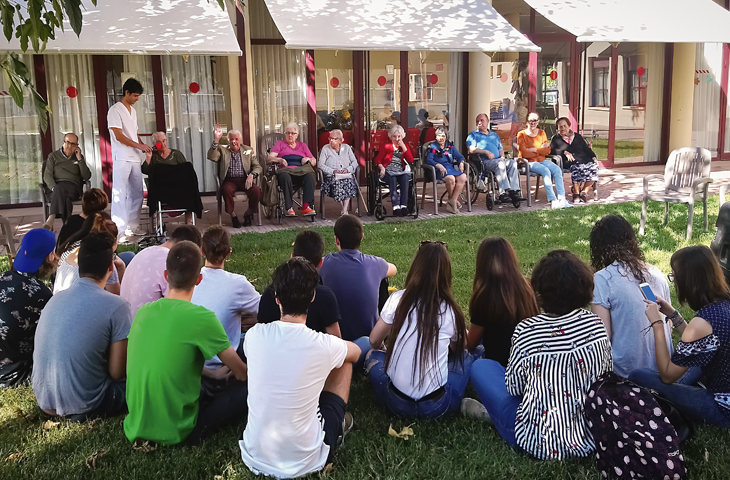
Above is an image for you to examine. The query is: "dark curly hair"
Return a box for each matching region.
[589,214,646,283]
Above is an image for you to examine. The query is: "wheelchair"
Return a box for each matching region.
[367,169,419,221]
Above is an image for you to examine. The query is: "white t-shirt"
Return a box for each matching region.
[240,321,348,479]
[107,101,141,163]
[191,267,261,369]
[381,289,457,400]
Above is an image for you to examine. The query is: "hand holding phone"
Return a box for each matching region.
[639,283,657,303]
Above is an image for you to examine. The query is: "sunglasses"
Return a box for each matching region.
[420,240,448,250]
[667,273,674,283]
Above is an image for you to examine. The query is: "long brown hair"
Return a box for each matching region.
[384,242,466,388]
[671,245,730,311]
[469,237,538,329]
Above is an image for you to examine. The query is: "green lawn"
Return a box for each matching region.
[591,139,645,161]
[2,199,730,479]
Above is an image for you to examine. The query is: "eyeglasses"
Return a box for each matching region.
[329,136,342,141]
[285,131,298,136]
[667,273,674,283]
[528,119,539,123]
[64,140,79,146]
[420,240,448,250]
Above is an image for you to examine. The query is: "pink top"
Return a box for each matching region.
[271,140,314,168]
[119,245,170,318]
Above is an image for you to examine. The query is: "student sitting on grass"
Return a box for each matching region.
[630,246,730,428]
[122,224,201,317]
[466,250,613,459]
[366,241,474,418]
[191,225,261,380]
[240,257,360,479]
[32,232,132,422]
[467,237,539,367]
[257,229,342,337]
[124,241,248,446]
[319,215,396,363]
[0,228,58,388]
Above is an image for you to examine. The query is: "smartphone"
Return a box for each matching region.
[639,283,657,302]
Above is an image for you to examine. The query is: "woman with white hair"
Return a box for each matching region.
[268,122,318,217]
[375,125,414,216]
[318,129,359,216]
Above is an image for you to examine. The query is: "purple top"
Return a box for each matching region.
[271,141,314,168]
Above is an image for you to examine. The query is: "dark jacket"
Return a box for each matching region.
[146,162,203,218]
[550,132,597,167]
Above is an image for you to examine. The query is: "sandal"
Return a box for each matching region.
[579,193,588,203]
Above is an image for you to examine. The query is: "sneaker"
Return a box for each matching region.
[498,193,510,205]
[460,398,492,424]
[336,412,354,449]
[486,195,494,211]
[301,206,316,216]
[231,215,242,228]
[561,198,574,208]
[509,190,521,208]
[127,225,148,236]
[551,199,564,209]
[285,208,296,217]
[243,212,253,227]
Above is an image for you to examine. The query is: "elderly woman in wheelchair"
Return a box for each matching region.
[375,125,414,217]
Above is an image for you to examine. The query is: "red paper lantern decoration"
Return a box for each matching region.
[549,71,558,81]
[500,73,509,83]
[189,82,200,93]
[330,77,340,88]
[66,86,78,98]
[377,76,387,87]
[637,67,645,77]
[429,74,438,85]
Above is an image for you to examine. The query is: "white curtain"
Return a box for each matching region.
[251,45,308,150]
[161,55,220,193]
[692,43,722,156]
[643,43,664,163]
[0,54,42,204]
[448,52,465,152]
[45,54,102,189]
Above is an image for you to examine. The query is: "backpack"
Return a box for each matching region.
[584,372,687,479]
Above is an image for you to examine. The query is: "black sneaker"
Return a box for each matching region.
[243,212,253,227]
[231,215,242,228]
[498,193,510,205]
[509,190,521,208]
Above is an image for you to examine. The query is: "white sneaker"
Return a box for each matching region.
[561,198,574,208]
[460,398,492,423]
[125,225,148,236]
[551,199,564,209]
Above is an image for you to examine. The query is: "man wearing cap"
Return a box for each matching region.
[42,133,92,230]
[0,228,57,388]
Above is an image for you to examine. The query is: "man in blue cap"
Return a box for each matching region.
[0,228,57,388]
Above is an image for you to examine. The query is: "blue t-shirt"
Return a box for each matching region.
[319,249,389,341]
[466,129,503,160]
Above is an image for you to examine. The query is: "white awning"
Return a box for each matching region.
[524,0,730,44]
[263,0,540,52]
[2,0,241,55]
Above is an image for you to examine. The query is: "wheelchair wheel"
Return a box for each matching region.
[374,204,386,221]
[468,162,481,204]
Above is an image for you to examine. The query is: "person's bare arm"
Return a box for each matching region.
[202,365,231,380]
[108,339,128,380]
[386,263,397,278]
[369,317,390,350]
[325,322,342,338]
[105,283,121,295]
[267,151,287,166]
[466,324,484,351]
[218,346,248,381]
[645,302,693,384]
[343,341,362,364]
[110,128,150,153]
[591,304,612,341]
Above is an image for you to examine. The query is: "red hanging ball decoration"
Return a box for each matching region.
[429,74,438,85]
[189,82,200,93]
[377,76,387,87]
[330,77,340,88]
[66,86,78,98]
[637,67,645,77]
[549,71,558,81]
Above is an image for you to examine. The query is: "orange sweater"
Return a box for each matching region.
[517,130,551,162]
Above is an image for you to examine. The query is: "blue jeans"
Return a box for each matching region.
[383,172,410,207]
[118,251,136,266]
[528,160,565,202]
[353,336,371,373]
[366,349,478,418]
[469,359,521,447]
[628,368,730,428]
[480,157,520,193]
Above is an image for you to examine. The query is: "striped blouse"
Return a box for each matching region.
[506,308,612,460]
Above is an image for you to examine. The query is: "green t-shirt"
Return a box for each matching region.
[123,298,231,445]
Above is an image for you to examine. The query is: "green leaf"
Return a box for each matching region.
[216,0,225,11]
[6,71,24,109]
[32,88,49,133]
[1,2,14,41]
[11,53,29,80]
[64,0,83,36]
[27,0,43,52]
[52,0,64,31]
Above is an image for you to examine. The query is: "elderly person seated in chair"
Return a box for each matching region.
[517,113,572,209]
[319,129,359,216]
[426,126,466,214]
[143,132,200,224]
[208,124,262,227]
[550,116,599,203]
[268,122,317,217]
[42,133,92,230]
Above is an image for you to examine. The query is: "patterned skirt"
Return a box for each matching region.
[570,162,599,183]
[322,175,358,202]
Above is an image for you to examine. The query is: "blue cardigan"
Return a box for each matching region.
[425,141,465,167]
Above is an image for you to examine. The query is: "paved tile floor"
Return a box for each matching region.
[3,162,730,250]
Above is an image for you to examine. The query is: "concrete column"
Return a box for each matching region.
[228,56,243,130]
[468,52,492,127]
[668,43,696,153]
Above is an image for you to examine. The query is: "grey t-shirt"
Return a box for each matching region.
[593,262,673,378]
[32,278,132,415]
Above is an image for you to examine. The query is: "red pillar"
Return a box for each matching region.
[606,45,619,168]
[150,55,166,133]
[399,51,409,129]
[353,51,366,169]
[528,8,537,113]
[568,38,581,128]
[236,9,251,146]
[92,56,113,199]
[660,44,674,163]
[33,55,52,161]
[305,50,317,156]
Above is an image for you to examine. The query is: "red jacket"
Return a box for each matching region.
[375,143,414,170]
